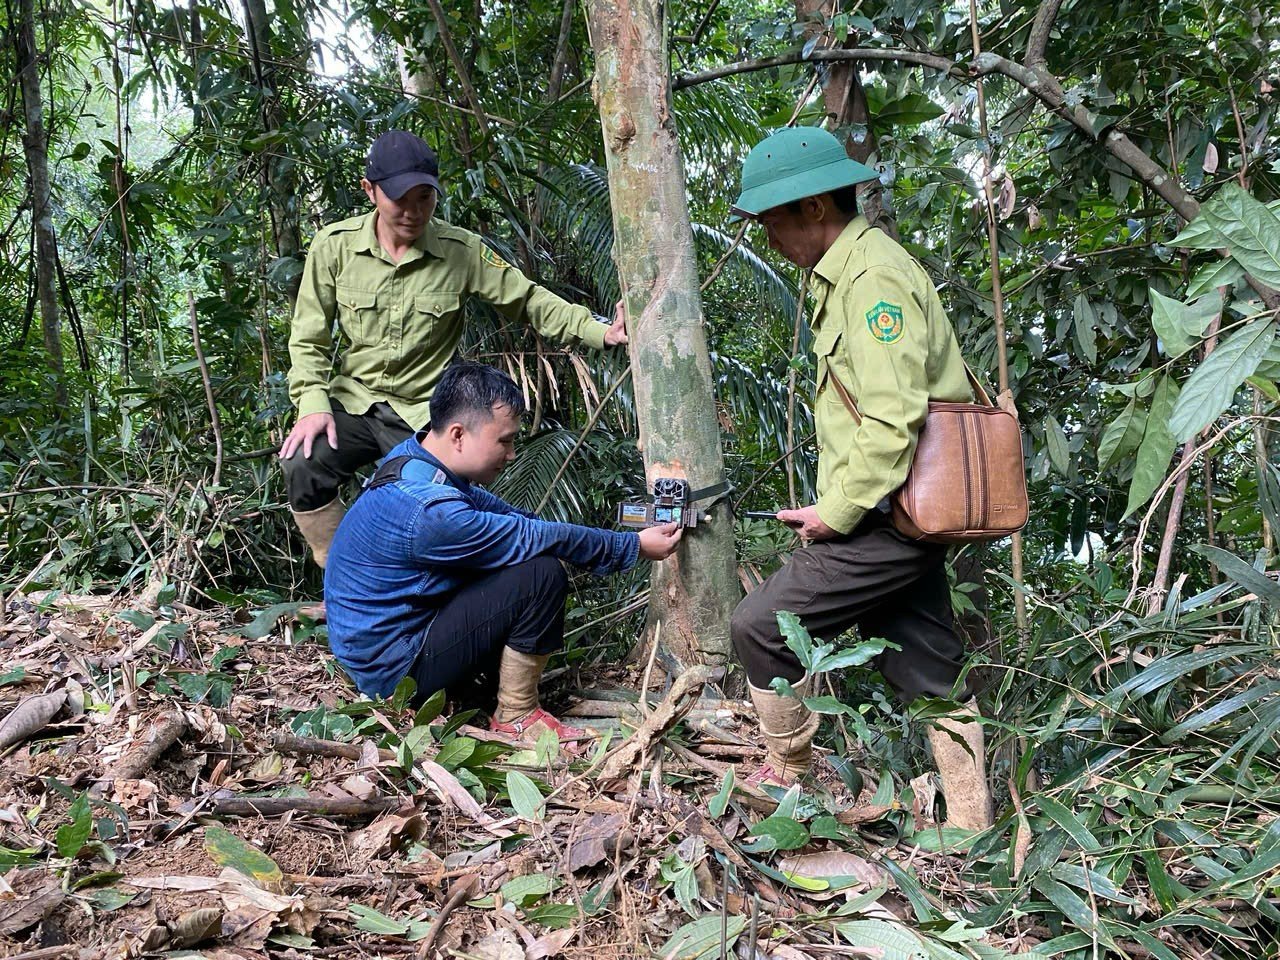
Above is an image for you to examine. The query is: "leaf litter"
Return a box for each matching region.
[0,588,1274,959]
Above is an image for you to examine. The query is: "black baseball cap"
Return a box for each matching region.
[365,131,442,201]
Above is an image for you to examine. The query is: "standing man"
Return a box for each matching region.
[324,362,682,740]
[281,130,626,567]
[728,127,992,830]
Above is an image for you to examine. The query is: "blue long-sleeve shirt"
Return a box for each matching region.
[324,434,641,698]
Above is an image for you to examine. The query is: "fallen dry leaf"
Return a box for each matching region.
[0,687,67,751]
[527,925,577,959]
[0,867,65,936]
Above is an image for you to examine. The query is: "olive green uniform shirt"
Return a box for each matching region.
[811,217,972,534]
[288,212,608,428]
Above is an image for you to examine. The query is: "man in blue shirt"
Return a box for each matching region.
[324,362,682,742]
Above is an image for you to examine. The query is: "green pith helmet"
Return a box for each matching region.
[731,126,879,221]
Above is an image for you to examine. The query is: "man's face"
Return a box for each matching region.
[756,198,829,269]
[456,404,521,485]
[363,181,438,246]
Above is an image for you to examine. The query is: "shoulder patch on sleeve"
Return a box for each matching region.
[865,301,905,344]
[480,244,511,270]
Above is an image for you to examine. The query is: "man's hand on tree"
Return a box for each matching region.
[776,505,839,542]
[279,412,337,460]
[604,299,628,346]
[638,522,682,560]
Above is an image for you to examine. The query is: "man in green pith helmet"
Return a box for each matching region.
[728,126,993,831]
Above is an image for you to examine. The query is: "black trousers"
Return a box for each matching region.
[280,400,415,511]
[731,511,969,702]
[408,556,569,705]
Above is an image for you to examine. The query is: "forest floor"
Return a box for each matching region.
[0,590,1048,959]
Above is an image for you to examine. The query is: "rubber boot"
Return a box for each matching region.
[746,675,820,786]
[926,698,993,831]
[292,498,346,569]
[490,648,586,746]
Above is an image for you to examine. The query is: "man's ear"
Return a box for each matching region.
[804,195,829,223]
[360,178,377,204]
[446,422,466,448]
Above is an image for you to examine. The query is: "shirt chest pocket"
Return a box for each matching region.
[336,286,381,347]
[813,325,845,402]
[414,291,463,325]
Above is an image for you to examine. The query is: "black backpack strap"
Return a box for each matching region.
[365,454,415,491]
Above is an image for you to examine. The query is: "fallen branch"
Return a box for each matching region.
[599,665,720,779]
[198,795,410,818]
[109,707,188,781]
[273,732,393,763]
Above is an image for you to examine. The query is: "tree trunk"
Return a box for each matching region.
[587,0,740,670]
[15,0,67,404]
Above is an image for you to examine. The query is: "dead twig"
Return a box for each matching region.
[197,794,410,818]
[599,665,721,780]
[416,873,479,958]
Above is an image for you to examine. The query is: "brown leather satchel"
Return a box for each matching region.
[826,365,1028,544]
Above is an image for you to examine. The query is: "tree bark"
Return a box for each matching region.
[14,0,67,404]
[587,0,740,670]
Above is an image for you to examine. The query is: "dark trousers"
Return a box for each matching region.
[731,511,969,702]
[280,400,415,511]
[409,556,568,704]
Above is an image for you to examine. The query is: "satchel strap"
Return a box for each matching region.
[825,357,993,425]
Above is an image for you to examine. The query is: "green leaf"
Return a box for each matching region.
[81,886,139,912]
[434,737,477,771]
[349,903,410,935]
[1072,294,1097,363]
[709,767,734,818]
[236,602,305,640]
[506,770,545,823]
[835,919,928,959]
[1248,375,1280,402]
[204,826,284,891]
[1259,462,1280,537]
[56,793,93,858]
[414,688,447,725]
[803,695,858,716]
[659,914,746,960]
[389,676,417,712]
[523,902,578,929]
[499,873,557,907]
[813,637,897,673]
[0,667,25,686]
[1031,876,1121,950]
[1149,289,1220,358]
[1188,544,1280,608]
[775,611,814,670]
[876,92,945,127]
[1097,399,1147,471]
[1169,319,1276,441]
[748,815,810,851]
[1123,375,1180,518]
[1034,795,1101,852]
[1187,257,1245,298]
[1201,183,1280,287]
[1043,414,1071,477]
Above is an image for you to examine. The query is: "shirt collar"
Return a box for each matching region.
[357,212,445,262]
[409,432,472,493]
[812,215,873,287]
